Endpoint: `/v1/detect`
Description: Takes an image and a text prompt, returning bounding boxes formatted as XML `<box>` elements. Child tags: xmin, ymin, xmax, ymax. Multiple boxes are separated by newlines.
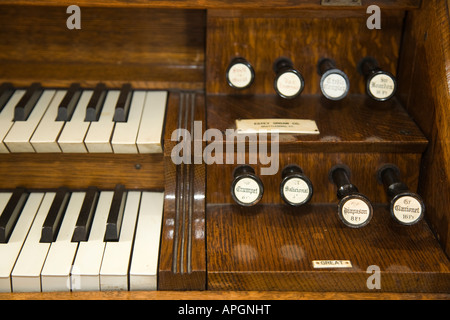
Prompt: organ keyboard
<box><xmin>0</xmin><ymin>84</ymin><xmax>167</xmax><ymax>154</ymax></box>
<box><xmin>0</xmin><ymin>187</ymin><xmax>164</xmax><ymax>292</ymax></box>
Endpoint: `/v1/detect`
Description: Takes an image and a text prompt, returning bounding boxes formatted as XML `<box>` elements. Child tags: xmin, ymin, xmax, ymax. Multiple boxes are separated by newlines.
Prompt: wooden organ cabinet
<box><xmin>0</xmin><ymin>0</ymin><xmax>448</xmax><ymax>299</ymax></box>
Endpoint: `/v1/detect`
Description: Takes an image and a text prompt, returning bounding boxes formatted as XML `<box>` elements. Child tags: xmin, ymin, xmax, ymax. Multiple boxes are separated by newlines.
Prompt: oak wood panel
<box><xmin>206</xmin><ymin>95</ymin><xmax>428</xmax><ymax>153</ymax></box>
<box><xmin>0</xmin><ymin>290</ymin><xmax>448</xmax><ymax>301</ymax></box>
<box><xmin>207</xmin><ymin>204</ymin><xmax>450</xmax><ymax>292</ymax></box>
<box><xmin>0</xmin><ymin>153</ymin><xmax>164</xmax><ymax>190</ymax></box>
<box><xmin>0</xmin><ymin>0</ymin><xmax>422</xmax><ymax>10</ymax></box>
<box><xmin>207</xmin><ymin>153</ymin><xmax>422</xmax><ymax>205</ymax></box>
<box><xmin>396</xmin><ymin>0</ymin><xmax>450</xmax><ymax>256</ymax></box>
<box><xmin>0</xmin><ymin>6</ymin><xmax>205</xmax><ymax>90</ymax></box>
<box><xmin>206</xmin><ymin>11</ymin><xmax>404</xmax><ymax>95</ymax></box>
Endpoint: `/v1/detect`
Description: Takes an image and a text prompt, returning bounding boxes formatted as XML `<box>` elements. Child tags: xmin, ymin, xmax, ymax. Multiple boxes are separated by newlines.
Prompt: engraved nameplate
<box><xmin>312</xmin><ymin>260</ymin><xmax>353</xmax><ymax>268</ymax></box>
<box><xmin>235</xmin><ymin>119</ymin><xmax>320</xmax><ymax>134</ymax></box>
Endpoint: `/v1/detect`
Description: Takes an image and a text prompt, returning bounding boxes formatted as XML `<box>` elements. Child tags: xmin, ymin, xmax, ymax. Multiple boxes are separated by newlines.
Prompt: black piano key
<box><xmin>84</xmin><ymin>83</ymin><xmax>107</xmax><ymax>122</ymax></box>
<box><xmin>56</xmin><ymin>83</ymin><xmax>82</xmax><ymax>121</ymax></box>
<box><xmin>0</xmin><ymin>188</ymin><xmax>29</xmax><ymax>243</ymax></box>
<box><xmin>40</xmin><ymin>187</ymin><xmax>70</xmax><ymax>243</ymax></box>
<box><xmin>0</xmin><ymin>83</ymin><xmax>14</xmax><ymax>114</ymax></box>
<box><xmin>113</xmin><ymin>83</ymin><xmax>132</xmax><ymax>122</ymax></box>
<box><xmin>72</xmin><ymin>186</ymin><xmax>99</xmax><ymax>242</ymax></box>
<box><xmin>104</xmin><ymin>184</ymin><xmax>126</xmax><ymax>242</ymax></box>
<box><xmin>14</xmin><ymin>82</ymin><xmax>43</xmax><ymax>121</ymax></box>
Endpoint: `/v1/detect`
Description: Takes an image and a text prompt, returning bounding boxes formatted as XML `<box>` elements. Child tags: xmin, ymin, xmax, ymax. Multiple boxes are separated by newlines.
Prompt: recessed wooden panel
<box><xmin>0</xmin><ymin>153</ymin><xmax>164</xmax><ymax>190</ymax></box>
<box><xmin>0</xmin><ymin>6</ymin><xmax>205</xmax><ymax>90</ymax></box>
<box><xmin>207</xmin><ymin>204</ymin><xmax>450</xmax><ymax>292</ymax></box>
<box><xmin>206</xmin><ymin>95</ymin><xmax>428</xmax><ymax>153</ymax></box>
<box><xmin>206</xmin><ymin>10</ymin><xmax>404</xmax><ymax>95</ymax></box>
<box><xmin>207</xmin><ymin>152</ymin><xmax>422</xmax><ymax>205</ymax></box>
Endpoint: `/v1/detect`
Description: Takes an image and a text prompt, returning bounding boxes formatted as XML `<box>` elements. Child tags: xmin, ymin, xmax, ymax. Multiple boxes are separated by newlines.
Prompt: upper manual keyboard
<box><xmin>0</xmin><ymin>83</ymin><xmax>167</xmax><ymax>154</ymax></box>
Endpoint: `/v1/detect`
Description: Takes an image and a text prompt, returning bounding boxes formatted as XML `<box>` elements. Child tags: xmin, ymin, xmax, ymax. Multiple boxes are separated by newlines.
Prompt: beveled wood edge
<box><xmin>0</xmin><ymin>290</ymin><xmax>447</xmax><ymax>300</ymax></box>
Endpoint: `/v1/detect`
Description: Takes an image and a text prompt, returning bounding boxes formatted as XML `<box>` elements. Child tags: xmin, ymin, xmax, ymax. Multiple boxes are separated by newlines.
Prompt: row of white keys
<box><xmin>54</xmin><ymin>90</ymin><xmax>93</xmax><ymax>153</ymax></box>
<box><xmin>41</xmin><ymin>192</ymin><xmax>85</xmax><ymax>292</ymax></box>
<box><xmin>0</xmin><ymin>90</ymin><xmax>26</xmax><ymax>153</ymax></box>
<box><xmin>0</xmin><ymin>193</ymin><xmax>44</xmax><ymax>292</ymax></box>
<box><xmin>11</xmin><ymin>193</ymin><xmax>54</xmax><ymax>292</ymax></box>
<box><xmin>4</xmin><ymin>90</ymin><xmax>56</xmax><ymax>153</ymax></box>
<box><xmin>71</xmin><ymin>191</ymin><xmax>113</xmax><ymax>291</ymax></box>
<box><xmin>30</xmin><ymin>90</ymin><xmax>68</xmax><ymax>153</ymax></box>
<box><xmin>84</xmin><ymin>90</ymin><xmax>120</xmax><ymax>153</ymax></box>
<box><xmin>0</xmin><ymin>88</ymin><xmax>167</xmax><ymax>154</ymax></box>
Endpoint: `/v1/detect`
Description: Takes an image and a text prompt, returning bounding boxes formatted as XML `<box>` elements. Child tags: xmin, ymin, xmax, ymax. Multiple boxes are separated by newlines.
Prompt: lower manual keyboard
<box><xmin>0</xmin><ymin>186</ymin><xmax>164</xmax><ymax>292</ymax></box>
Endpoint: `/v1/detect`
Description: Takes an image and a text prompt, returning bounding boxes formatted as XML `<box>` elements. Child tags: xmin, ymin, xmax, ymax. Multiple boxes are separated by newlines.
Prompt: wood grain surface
<box><xmin>207</xmin><ymin>204</ymin><xmax>450</xmax><ymax>292</ymax></box>
<box><xmin>0</xmin><ymin>5</ymin><xmax>205</xmax><ymax>90</ymax></box>
<box><xmin>206</xmin><ymin>11</ymin><xmax>404</xmax><ymax>95</ymax></box>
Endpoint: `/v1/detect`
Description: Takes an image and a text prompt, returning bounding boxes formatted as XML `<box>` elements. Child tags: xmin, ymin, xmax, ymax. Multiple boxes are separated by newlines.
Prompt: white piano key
<box><xmin>136</xmin><ymin>91</ymin><xmax>167</xmax><ymax>154</ymax></box>
<box><xmin>71</xmin><ymin>191</ymin><xmax>113</xmax><ymax>291</ymax></box>
<box><xmin>30</xmin><ymin>90</ymin><xmax>67</xmax><ymax>153</ymax></box>
<box><xmin>0</xmin><ymin>90</ymin><xmax>26</xmax><ymax>154</ymax></box>
<box><xmin>4</xmin><ymin>90</ymin><xmax>56</xmax><ymax>153</ymax></box>
<box><xmin>129</xmin><ymin>191</ymin><xmax>164</xmax><ymax>291</ymax></box>
<box><xmin>58</xmin><ymin>90</ymin><xmax>93</xmax><ymax>153</ymax></box>
<box><xmin>100</xmin><ymin>191</ymin><xmax>140</xmax><ymax>291</ymax></box>
<box><xmin>85</xmin><ymin>90</ymin><xmax>120</xmax><ymax>153</ymax></box>
<box><xmin>41</xmin><ymin>192</ymin><xmax>85</xmax><ymax>292</ymax></box>
<box><xmin>11</xmin><ymin>193</ymin><xmax>55</xmax><ymax>292</ymax></box>
<box><xmin>111</xmin><ymin>91</ymin><xmax>146</xmax><ymax>154</ymax></box>
<box><xmin>0</xmin><ymin>193</ymin><xmax>44</xmax><ymax>292</ymax></box>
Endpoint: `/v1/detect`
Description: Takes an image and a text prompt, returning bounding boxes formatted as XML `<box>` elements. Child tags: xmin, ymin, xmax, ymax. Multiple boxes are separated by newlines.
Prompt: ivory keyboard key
<box><xmin>71</xmin><ymin>191</ymin><xmax>113</xmax><ymax>291</ymax></box>
<box><xmin>111</xmin><ymin>91</ymin><xmax>146</xmax><ymax>154</ymax></box>
<box><xmin>41</xmin><ymin>192</ymin><xmax>85</xmax><ymax>292</ymax></box>
<box><xmin>0</xmin><ymin>193</ymin><xmax>44</xmax><ymax>292</ymax></box>
<box><xmin>85</xmin><ymin>83</ymin><xmax>107</xmax><ymax>122</ymax></box>
<box><xmin>30</xmin><ymin>90</ymin><xmax>67</xmax><ymax>153</ymax></box>
<box><xmin>57</xmin><ymin>90</ymin><xmax>93</xmax><ymax>153</ymax></box>
<box><xmin>14</xmin><ymin>83</ymin><xmax>43</xmax><ymax>121</ymax></box>
<box><xmin>136</xmin><ymin>91</ymin><xmax>167</xmax><ymax>154</ymax></box>
<box><xmin>40</xmin><ymin>187</ymin><xmax>70</xmax><ymax>243</ymax></box>
<box><xmin>129</xmin><ymin>192</ymin><xmax>164</xmax><ymax>291</ymax></box>
<box><xmin>0</xmin><ymin>188</ymin><xmax>28</xmax><ymax>243</ymax></box>
<box><xmin>84</xmin><ymin>90</ymin><xmax>120</xmax><ymax>153</ymax></box>
<box><xmin>0</xmin><ymin>83</ymin><xmax>14</xmax><ymax>114</ymax></box>
<box><xmin>56</xmin><ymin>83</ymin><xmax>81</xmax><ymax>121</ymax></box>
<box><xmin>4</xmin><ymin>90</ymin><xmax>56</xmax><ymax>153</ymax></box>
<box><xmin>72</xmin><ymin>187</ymin><xmax>99</xmax><ymax>242</ymax></box>
<box><xmin>11</xmin><ymin>192</ymin><xmax>55</xmax><ymax>292</ymax></box>
<box><xmin>113</xmin><ymin>83</ymin><xmax>132</xmax><ymax>122</ymax></box>
<box><xmin>100</xmin><ymin>191</ymin><xmax>140</xmax><ymax>291</ymax></box>
<box><xmin>0</xmin><ymin>90</ymin><xmax>26</xmax><ymax>153</ymax></box>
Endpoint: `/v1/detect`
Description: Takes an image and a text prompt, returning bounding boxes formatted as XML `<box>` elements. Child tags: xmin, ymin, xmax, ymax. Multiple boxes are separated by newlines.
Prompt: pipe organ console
<box><xmin>0</xmin><ymin>0</ymin><xmax>449</xmax><ymax>299</ymax></box>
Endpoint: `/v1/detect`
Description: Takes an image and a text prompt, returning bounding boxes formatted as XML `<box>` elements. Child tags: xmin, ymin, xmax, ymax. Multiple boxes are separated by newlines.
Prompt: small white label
<box><xmin>369</xmin><ymin>74</ymin><xmax>395</xmax><ymax>99</ymax></box>
<box><xmin>233</xmin><ymin>177</ymin><xmax>261</xmax><ymax>204</ymax></box>
<box><xmin>276</xmin><ymin>71</ymin><xmax>302</xmax><ymax>97</ymax></box>
<box><xmin>322</xmin><ymin>73</ymin><xmax>348</xmax><ymax>99</ymax></box>
<box><xmin>235</xmin><ymin>119</ymin><xmax>319</xmax><ymax>134</ymax></box>
<box><xmin>228</xmin><ymin>63</ymin><xmax>253</xmax><ymax>88</ymax></box>
<box><xmin>392</xmin><ymin>196</ymin><xmax>422</xmax><ymax>224</ymax></box>
<box><xmin>282</xmin><ymin>178</ymin><xmax>311</xmax><ymax>204</ymax></box>
<box><xmin>341</xmin><ymin>198</ymin><xmax>371</xmax><ymax>226</ymax></box>
<box><xmin>312</xmin><ymin>260</ymin><xmax>352</xmax><ymax>269</ymax></box>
